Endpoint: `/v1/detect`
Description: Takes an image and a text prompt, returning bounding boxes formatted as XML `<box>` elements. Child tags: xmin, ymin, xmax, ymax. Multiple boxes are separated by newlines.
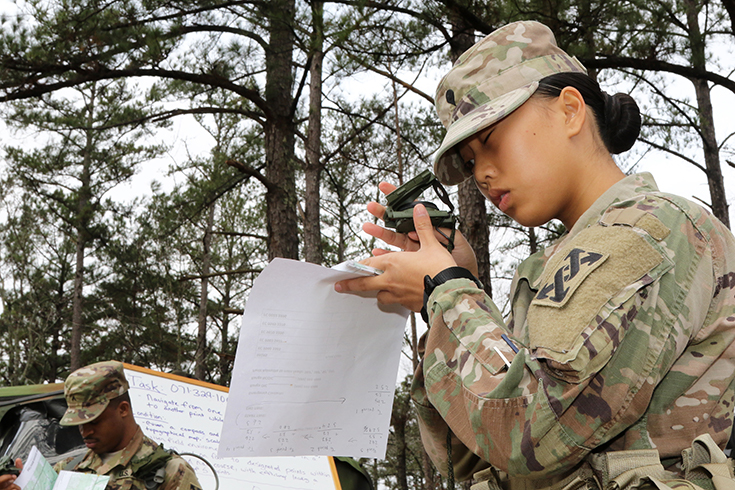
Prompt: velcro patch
<box><xmin>600</xmin><ymin>206</ymin><xmax>670</xmax><ymax>242</ymax></box>
<box><xmin>533</xmin><ymin>248</ymin><xmax>609</xmax><ymax>308</ymax></box>
<box><xmin>528</xmin><ymin>224</ymin><xmax>665</xmax><ymax>358</ymax></box>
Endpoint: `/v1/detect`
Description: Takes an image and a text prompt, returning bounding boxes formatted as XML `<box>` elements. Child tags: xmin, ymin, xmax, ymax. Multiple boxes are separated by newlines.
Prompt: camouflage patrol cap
<box><xmin>433</xmin><ymin>20</ymin><xmax>587</xmax><ymax>185</ymax></box>
<box><xmin>60</xmin><ymin>360</ymin><xmax>129</xmax><ymax>426</ymax></box>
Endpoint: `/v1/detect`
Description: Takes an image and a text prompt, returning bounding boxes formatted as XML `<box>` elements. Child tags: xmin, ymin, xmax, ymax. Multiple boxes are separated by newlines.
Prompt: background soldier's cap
<box><xmin>60</xmin><ymin>360</ymin><xmax>129</xmax><ymax>426</ymax></box>
<box><xmin>433</xmin><ymin>20</ymin><xmax>587</xmax><ymax>185</ymax></box>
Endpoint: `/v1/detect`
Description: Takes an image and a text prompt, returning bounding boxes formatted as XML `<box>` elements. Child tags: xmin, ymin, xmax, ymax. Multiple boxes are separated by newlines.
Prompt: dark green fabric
<box><xmin>334</xmin><ymin>457</ymin><xmax>374</xmax><ymax>490</ymax></box>
<box><xmin>128</xmin><ymin>444</ymin><xmax>173</xmax><ymax>490</ymax></box>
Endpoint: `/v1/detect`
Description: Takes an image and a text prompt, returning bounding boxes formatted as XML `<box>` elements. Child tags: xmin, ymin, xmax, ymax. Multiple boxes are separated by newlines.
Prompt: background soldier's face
<box><xmin>78</xmin><ymin>403</ymin><xmax>128</xmax><ymax>454</ymax></box>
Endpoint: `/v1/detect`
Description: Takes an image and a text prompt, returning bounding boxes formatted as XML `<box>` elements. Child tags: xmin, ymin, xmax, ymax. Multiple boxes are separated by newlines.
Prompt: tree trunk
<box><xmin>50</xmin><ymin>268</ymin><xmax>67</xmax><ymax>381</ymax></box>
<box><xmin>392</xmin><ymin>397</ymin><xmax>410</xmax><ymax>490</ymax></box>
<box><xmin>195</xmin><ymin>203</ymin><xmax>215</xmax><ymax>380</ymax></box>
<box><xmin>8</xmin><ymin>305</ymin><xmax>18</xmax><ymax>383</ymax></box>
<box><xmin>525</xmin><ymin>227</ymin><xmax>538</xmax><ymax>255</ymax></box>
<box><xmin>304</xmin><ymin>0</ymin><xmax>324</xmax><ymax>265</ymax></box>
<box><xmin>220</xmin><ymin>284</ymin><xmax>231</xmax><ymax>385</ymax></box>
<box><xmin>414</xmin><ymin>7</ymin><xmax>491</xmax><ymax>489</ymax></box>
<box><xmin>71</xmin><ymin>224</ymin><xmax>85</xmax><ymax>371</ymax></box>
<box><xmin>71</xmin><ymin>84</ymin><xmax>96</xmax><ymax>372</ymax></box>
<box><xmin>450</xmin><ymin>10</ymin><xmax>493</xmax><ymax>297</ymax></box>
<box><xmin>459</xmin><ymin>181</ymin><xmax>492</xmax><ymax>297</ymax></box>
<box><xmin>722</xmin><ymin>0</ymin><xmax>735</xmax><ymax>34</ymax></box>
<box><xmin>685</xmin><ymin>0</ymin><xmax>730</xmax><ymax>228</ymax></box>
<box><xmin>413</xmin><ymin>309</ymin><xmax>435</xmax><ymax>490</ymax></box>
<box><xmin>264</xmin><ymin>0</ymin><xmax>299</xmax><ymax>260</ymax></box>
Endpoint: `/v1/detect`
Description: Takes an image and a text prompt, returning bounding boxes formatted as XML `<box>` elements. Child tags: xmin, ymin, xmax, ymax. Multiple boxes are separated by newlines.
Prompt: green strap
<box><xmin>446</xmin><ymin>427</ymin><xmax>455</xmax><ymax>490</ymax></box>
<box><xmin>123</xmin><ymin>444</ymin><xmax>174</xmax><ymax>490</ymax></box>
<box><xmin>589</xmin><ymin>449</ymin><xmax>669</xmax><ymax>489</ymax></box>
<box><xmin>682</xmin><ymin>434</ymin><xmax>735</xmax><ymax>490</ymax></box>
<box><xmin>63</xmin><ymin>452</ymin><xmax>88</xmax><ymax>472</ymax></box>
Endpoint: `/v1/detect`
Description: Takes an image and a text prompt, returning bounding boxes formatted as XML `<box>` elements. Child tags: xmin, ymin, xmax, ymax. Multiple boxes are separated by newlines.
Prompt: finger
<box><xmin>432</xmin><ymin>227</ymin><xmax>454</xmax><ymax>247</ymax></box>
<box><xmin>408</xmin><ymin>228</ymin><xmax>448</xmax><ymax>245</ymax></box>
<box><xmin>368</xmin><ymin>182</ymin><xmax>398</xmax><ymax>221</ymax></box>
<box><xmin>367</xmin><ymin>201</ymin><xmax>385</xmax><ymax>221</ymax></box>
<box><xmin>0</xmin><ymin>475</ymin><xmax>17</xmax><ymax>488</ymax></box>
<box><xmin>412</xmin><ymin>204</ymin><xmax>441</xmax><ymax>246</ymax></box>
<box><xmin>335</xmin><ymin>275</ymin><xmax>380</xmax><ymax>294</ymax></box>
<box><xmin>378</xmin><ymin>182</ymin><xmax>397</xmax><ymax>195</ymax></box>
<box><xmin>363</xmin><ymin>223</ymin><xmax>418</xmax><ymax>250</ymax></box>
<box><xmin>15</xmin><ymin>459</ymin><xmax>22</xmax><ymax>471</ymax></box>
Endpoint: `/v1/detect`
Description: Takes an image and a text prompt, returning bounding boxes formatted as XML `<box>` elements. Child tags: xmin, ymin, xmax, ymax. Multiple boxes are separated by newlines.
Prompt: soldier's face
<box><xmin>78</xmin><ymin>402</ymin><xmax>128</xmax><ymax>454</ymax></box>
<box><xmin>458</xmin><ymin>93</ymin><xmax>591</xmax><ymax>230</ymax></box>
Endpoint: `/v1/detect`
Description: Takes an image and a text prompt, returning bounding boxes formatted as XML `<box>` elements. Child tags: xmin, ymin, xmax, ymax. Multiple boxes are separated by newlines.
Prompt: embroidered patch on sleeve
<box><xmin>533</xmin><ymin>247</ymin><xmax>609</xmax><ymax>308</ymax></box>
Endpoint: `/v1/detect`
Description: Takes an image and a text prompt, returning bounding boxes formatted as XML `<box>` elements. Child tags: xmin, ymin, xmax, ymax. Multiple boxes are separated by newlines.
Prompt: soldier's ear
<box><xmin>559</xmin><ymin>86</ymin><xmax>586</xmax><ymax>137</ymax></box>
<box><xmin>117</xmin><ymin>400</ymin><xmax>132</xmax><ymax>418</ymax></box>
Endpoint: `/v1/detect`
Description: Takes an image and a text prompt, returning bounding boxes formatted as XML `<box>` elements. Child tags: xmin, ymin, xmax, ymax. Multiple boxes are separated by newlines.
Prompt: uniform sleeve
<box><xmin>159</xmin><ymin>456</ymin><xmax>202</xmax><ymax>490</ymax></box>
<box><xmin>411</xmin><ymin>214</ymin><xmax>713</xmax><ymax>480</ymax></box>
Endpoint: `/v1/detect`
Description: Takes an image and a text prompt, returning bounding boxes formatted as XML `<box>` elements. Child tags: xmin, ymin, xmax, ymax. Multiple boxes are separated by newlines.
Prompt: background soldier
<box><xmin>55</xmin><ymin>360</ymin><xmax>202</xmax><ymax>490</ymax></box>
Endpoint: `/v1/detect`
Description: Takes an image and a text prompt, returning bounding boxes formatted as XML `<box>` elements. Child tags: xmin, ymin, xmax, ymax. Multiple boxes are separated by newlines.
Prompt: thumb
<box><xmin>413</xmin><ymin>203</ymin><xmax>440</xmax><ymax>246</ymax></box>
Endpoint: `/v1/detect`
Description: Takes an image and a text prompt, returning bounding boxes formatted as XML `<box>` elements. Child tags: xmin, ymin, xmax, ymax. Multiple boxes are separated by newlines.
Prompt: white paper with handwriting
<box><xmin>218</xmin><ymin>258</ymin><xmax>409</xmax><ymax>459</ymax></box>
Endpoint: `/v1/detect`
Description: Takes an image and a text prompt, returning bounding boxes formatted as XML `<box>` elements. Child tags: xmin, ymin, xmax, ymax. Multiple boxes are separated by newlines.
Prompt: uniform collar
<box><xmin>78</xmin><ymin>425</ymin><xmax>144</xmax><ymax>475</ymax></box>
<box><xmin>518</xmin><ymin>172</ymin><xmax>660</xmax><ymax>292</ymax></box>
<box><xmin>566</xmin><ymin>172</ymin><xmax>659</xmax><ymax>238</ymax></box>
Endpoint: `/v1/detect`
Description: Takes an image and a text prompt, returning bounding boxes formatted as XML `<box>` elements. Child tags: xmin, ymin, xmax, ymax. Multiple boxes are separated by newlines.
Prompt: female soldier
<box><xmin>335</xmin><ymin>20</ymin><xmax>735</xmax><ymax>489</ymax></box>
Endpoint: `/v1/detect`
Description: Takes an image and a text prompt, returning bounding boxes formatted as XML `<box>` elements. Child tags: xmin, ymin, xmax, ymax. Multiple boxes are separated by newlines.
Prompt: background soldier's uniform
<box><xmin>58</xmin><ymin>361</ymin><xmax>201</xmax><ymax>490</ymax></box>
<box><xmin>413</xmin><ymin>173</ymin><xmax>735</xmax><ymax>487</ymax></box>
<box><xmin>53</xmin><ymin>427</ymin><xmax>200</xmax><ymax>490</ymax></box>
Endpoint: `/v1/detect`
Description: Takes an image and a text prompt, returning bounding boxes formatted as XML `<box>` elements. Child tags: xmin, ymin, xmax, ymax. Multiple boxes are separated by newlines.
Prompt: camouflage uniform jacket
<box><xmin>54</xmin><ymin>427</ymin><xmax>202</xmax><ymax>490</ymax></box>
<box><xmin>411</xmin><ymin>173</ymin><xmax>735</xmax><ymax>482</ymax></box>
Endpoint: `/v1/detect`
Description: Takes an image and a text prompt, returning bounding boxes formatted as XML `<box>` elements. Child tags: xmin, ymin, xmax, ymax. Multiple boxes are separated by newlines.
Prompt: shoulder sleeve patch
<box><xmin>528</xmin><ymin>224</ymin><xmax>666</xmax><ymax>357</ymax></box>
<box><xmin>533</xmin><ymin>247</ymin><xmax>608</xmax><ymax>308</ymax></box>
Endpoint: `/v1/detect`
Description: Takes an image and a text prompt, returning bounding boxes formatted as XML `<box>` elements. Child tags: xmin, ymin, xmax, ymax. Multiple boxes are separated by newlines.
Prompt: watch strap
<box><xmin>421</xmin><ymin>267</ymin><xmax>482</xmax><ymax>323</ymax></box>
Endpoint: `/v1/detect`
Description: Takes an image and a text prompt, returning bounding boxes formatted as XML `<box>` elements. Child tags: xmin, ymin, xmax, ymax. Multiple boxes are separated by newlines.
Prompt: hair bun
<box><xmin>603</xmin><ymin>93</ymin><xmax>641</xmax><ymax>154</ymax></box>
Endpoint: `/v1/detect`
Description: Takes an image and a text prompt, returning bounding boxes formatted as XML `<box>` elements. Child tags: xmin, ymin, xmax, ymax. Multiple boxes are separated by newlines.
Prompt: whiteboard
<box><xmin>123</xmin><ymin>365</ymin><xmax>340</xmax><ymax>490</ymax></box>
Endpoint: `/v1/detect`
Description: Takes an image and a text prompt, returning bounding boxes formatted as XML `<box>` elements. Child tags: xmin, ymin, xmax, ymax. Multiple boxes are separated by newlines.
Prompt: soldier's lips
<box><xmin>488</xmin><ymin>189</ymin><xmax>510</xmax><ymax>212</ymax></box>
<box><xmin>83</xmin><ymin>439</ymin><xmax>98</xmax><ymax>449</ymax></box>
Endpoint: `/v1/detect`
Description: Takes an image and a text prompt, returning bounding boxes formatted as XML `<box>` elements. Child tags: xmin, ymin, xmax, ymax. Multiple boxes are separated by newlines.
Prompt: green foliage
<box><xmin>0</xmin><ymin>77</ymin><xmax>171</xmax><ymax>379</ymax></box>
<box><xmin>0</xmin><ymin>190</ymin><xmax>74</xmax><ymax>383</ymax></box>
<box><xmin>89</xmin><ymin>208</ymin><xmax>198</xmax><ymax>371</ymax></box>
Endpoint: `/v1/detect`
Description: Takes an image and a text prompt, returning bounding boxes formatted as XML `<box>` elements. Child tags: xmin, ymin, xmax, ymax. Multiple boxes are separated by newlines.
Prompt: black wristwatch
<box><xmin>421</xmin><ymin>267</ymin><xmax>483</xmax><ymax>323</ymax></box>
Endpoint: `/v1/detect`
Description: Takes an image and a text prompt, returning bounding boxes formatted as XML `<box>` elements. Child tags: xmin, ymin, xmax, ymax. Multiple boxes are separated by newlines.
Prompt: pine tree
<box><xmin>1</xmin><ymin>78</ymin><xmax>166</xmax><ymax>370</ymax></box>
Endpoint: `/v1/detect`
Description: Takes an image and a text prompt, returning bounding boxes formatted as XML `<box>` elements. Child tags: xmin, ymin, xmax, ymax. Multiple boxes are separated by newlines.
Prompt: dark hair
<box><xmin>535</xmin><ymin>72</ymin><xmax>641</xmax><ymax>154</ymax></box>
